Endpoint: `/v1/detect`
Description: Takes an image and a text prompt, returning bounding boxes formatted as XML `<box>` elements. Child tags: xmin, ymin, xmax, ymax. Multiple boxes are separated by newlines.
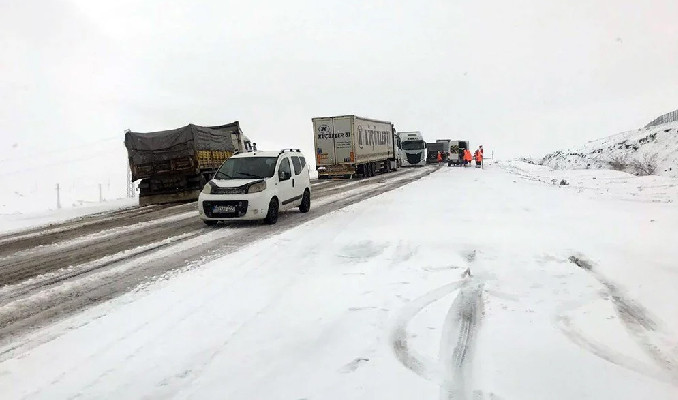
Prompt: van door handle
<box><xmin>292</xmin><ymin>178</ymin><xmax>295</xmax><ymax>188</ymax></box>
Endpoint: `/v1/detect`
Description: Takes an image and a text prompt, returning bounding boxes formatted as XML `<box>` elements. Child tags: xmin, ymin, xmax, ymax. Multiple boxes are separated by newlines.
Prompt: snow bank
<box><xmin>0</xmin><ymin>197</ymin><xmax>138</xmax><ymax>235</ymax></box>
<box><xmin>498</xmin><ymin>160</ymin><xmax>678</xmax><ymax>204</ymax></box>
<box><xmin>539</xmin><ymin>120</ymin><xmax>678</xmax><ymax>177</ymax></box>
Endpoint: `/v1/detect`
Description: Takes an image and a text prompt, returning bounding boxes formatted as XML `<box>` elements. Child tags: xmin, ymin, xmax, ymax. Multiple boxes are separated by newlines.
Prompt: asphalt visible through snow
<box><xmin>0</xmin><ymin>166</ymin><xmax>438</xmax><ymax>344</ymax></box>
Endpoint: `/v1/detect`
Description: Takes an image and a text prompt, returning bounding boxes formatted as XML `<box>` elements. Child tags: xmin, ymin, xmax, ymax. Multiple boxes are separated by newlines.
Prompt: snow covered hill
<box><xmin>539</xmin><ymin>115</ymin><xmax>678</xmax><ymax>178</ymax></box>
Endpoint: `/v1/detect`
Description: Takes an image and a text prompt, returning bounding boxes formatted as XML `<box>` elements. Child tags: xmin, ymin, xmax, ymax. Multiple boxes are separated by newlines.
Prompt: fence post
<box><xmin>56</xmin><ymin>183</ymin><xmax>61</xmax><ymax>209</ymax></box>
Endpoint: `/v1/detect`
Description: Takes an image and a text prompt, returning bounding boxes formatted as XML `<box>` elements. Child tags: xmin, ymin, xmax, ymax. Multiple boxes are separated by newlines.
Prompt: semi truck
<box><xmin>398</xmin><ymin>132</ymin><xmax>427</xmax><ymax>166</ymax></box>
<box><xmin>436</xmin><ymin>139</ymin><xmax>452</xmax><ymax>162</ymax></box>
<box><xmin>312</xmin><ymin>115</ymin><xmax>399</xmax><ymax>178</ymax></box>
<box><xmin>426</xmin><ymin>142</ymin><xmax>445</xmax><ymax>164</ymax></box>
<box><xmin>125</xmin><ymin>121</ymin><xmax>254</xmax><ymax>205</ymax></box>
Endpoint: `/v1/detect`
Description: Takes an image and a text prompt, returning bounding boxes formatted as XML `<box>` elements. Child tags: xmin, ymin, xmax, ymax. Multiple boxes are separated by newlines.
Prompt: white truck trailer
<box><xmin>312</xmin><ymin>115</ymin><xmax>399</xmax><ymax>178</ymax></box>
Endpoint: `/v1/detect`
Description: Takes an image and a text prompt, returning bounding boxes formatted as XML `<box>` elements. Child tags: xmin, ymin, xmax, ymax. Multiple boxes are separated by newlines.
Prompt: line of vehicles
<box><xmin>124</xmin><ymin>115</ymin><xmax>470</xmax><ymax>224</ymax></box>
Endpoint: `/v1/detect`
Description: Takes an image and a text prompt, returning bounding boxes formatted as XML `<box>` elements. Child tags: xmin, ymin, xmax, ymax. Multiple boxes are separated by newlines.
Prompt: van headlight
<box><xmin>247</xmin><ymin>181</ymin><xmax>266</xmax><ymax>193</ymax></box>
<box><xmin>202</xmin><ymin>183</ymin><xmax>212</xmax><ymax>194</ymax></box>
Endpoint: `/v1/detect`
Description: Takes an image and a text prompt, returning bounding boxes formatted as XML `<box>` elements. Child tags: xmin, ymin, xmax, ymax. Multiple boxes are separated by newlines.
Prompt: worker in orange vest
<box><xmin>463</xmin><ymin>148</ymin><xmax>472</xmax><ymax>167</ymax></box>
<box><xmin>436</xmin><ymin>151</ymin><xmax>442</xmax><ymax>165</ymax></box>
<box><xmin>474</xmin><ymin>148</ymin><xmax>483</xmax><ymax>168</ymax></box>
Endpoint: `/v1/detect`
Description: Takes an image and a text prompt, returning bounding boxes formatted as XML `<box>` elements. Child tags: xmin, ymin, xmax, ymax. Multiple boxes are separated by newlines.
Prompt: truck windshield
<box><xmin>402</xmin><ymin>140</ymin><xmax>425</xmax><ymax>150</ymax></box>
<box><xmin>214</xmin><ymin>157</ymin><xmax>277</xmax><ymax>179</ymax></box>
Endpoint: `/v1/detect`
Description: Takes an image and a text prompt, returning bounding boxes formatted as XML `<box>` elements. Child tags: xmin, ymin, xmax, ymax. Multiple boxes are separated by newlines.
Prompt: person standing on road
<box><xmin>474</xmin><ymin>148</ymin><xmax>483</xmax><ymax>168</ymax></box>
<box><xmin>463</xmin><ymin>148</ymin><xmax>472</xmax><ymax>167</ymax></box>
<box><xmin>436</xmin><ymin>151</ymin><xmax>442</xmax><ymax>165</ymax></box>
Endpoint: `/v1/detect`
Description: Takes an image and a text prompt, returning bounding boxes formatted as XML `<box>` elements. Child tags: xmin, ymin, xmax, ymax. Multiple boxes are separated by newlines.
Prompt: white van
<box><xmin>198</xmin><ymin>149</ymin><xmax>311</xmax><ymax>225</ymax></box>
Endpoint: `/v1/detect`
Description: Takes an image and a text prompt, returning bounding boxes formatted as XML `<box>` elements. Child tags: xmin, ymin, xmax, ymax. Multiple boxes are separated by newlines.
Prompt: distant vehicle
<box><xmin>394</xmin><ymin>134</ymin><xmax>403</xmax><ymax>169</ymax></box>
<box><xmin>436</xmin><ymin>139</ymin><xmax>452</xmax><ymax>161</ymax></box>
<box><xmin>426</xmin><ymin>142</ymin><xmax>445</xmax><ymax>164</ymax></box>
<box><xmin>125</xmin><ymin>122</ymin><xmax>254</xmax><ymax>206</ymax></box>
<box><xmin>312</xmin><ymin>115</ymin><xmax>399</xmax><ymax>179</ymax></box>
<box><xmin>198</xmin><ymin>149</ymin><xmax>311</xmax><ymax>225</ymax></box>
<box><xmin>447</xmin><ymin>140</ymin><xmax>470</xmax><ymax>166</ymax></box>
<box><xmin>398</xmin><ymin>132</ymin><xmax>426</xmax><ymax>166</ymax></box>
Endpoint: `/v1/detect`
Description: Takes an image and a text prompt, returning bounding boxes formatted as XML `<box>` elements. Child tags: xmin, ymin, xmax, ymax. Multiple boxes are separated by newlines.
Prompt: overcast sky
<box><xmin>2</xmin><ymin>0</ymin><xmax>678</xmax><ymax>169</ymax></box>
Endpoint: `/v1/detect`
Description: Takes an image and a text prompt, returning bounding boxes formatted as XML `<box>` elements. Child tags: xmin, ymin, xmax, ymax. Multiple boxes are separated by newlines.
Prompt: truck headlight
<box><xmin>202</xmin><ymin>183</ymin><xmax>212</xmax><ymax>194</ymax></box>
<box><xmin>247</xmin><ymin>181</ymin><xmax>266</xmax><ymax>193</ymax></box>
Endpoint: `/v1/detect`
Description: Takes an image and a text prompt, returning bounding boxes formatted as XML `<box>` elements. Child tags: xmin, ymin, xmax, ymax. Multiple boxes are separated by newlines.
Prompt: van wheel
<box><xmin>264</xmin><ymin>198</ymin><xmax>279</xmax><ymax>224</ymax></box>
<box><xmin>299</xmin><ymin>189</ymin><xmax>311</xmax><ymax>213</ymax></box>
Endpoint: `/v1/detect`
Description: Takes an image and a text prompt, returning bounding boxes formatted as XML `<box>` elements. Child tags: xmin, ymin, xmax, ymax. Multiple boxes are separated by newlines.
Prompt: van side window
<box><xmin>279</xmin><ymin>157</ymin><xmax>292</xmax><ymax>181</ymax></box>
<box><xmin>291</xmin><ymin>156</ymin><xmax>302</xmax><ymax>175</ymax></box>
<box><xmin>299</xmin><ymin>156</ymin><xmax>306</xmax><ymax>169</ymax></box>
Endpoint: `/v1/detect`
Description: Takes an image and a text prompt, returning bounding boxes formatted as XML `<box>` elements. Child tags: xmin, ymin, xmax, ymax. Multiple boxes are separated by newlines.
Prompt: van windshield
<box><xmin>402</xmin><ymin>140</ymin><xmax>425</xmax><ymax>150</ymax></box>
<box><xmin>214</xmin><ymin>157</ymin><xmax>277</xmax><ymax>179</ymax></box>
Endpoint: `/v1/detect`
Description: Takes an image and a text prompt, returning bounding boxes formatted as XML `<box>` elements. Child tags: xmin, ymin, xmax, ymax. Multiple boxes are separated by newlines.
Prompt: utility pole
<box><xmin>56</xmin><ymin>183</ymin><xmax>61</xmax><ymax>209</ymax></box>
<box><xmin>99</xmin><ymin>183</ymin><xmax>103</xmax><ymax>202</ymax></box>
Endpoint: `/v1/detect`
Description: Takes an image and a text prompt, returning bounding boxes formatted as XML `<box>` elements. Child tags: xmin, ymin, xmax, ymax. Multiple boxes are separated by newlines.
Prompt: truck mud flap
<box><xmin>139</xmin><ymin>190</ymin><xmax>201</xmax><ymax>206</ymax></box>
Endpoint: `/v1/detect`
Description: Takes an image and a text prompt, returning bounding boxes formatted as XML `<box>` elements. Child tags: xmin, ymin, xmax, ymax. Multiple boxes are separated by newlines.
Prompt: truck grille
<box><xmin>202</xmin><ymin>200</ymin><xmax>248</xmax><ymax>218</ymax></box>
<box><xmin>406</xmin><ymin>152</ymin><xmax>422</xmax><ymax>165</ymax></box>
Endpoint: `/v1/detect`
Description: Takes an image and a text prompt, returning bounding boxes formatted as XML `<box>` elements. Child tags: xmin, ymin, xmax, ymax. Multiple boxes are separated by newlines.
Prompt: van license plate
<box><xmin>213</xmin><ymin>205</ymin><xmax>235</xmax><ymax>213</ymax></box>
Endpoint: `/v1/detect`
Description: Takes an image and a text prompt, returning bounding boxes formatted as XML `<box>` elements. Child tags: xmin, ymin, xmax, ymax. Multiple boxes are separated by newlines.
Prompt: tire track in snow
<box><xmin>390</xmin><ymin>270</ymin><xmax>486</xmax><ymax>399</ymax></box>
<box><xmin>439</xmin><ymin>281</ymin><xmax>484</xmax><ymax>400</ymax></box>
<box><xmin>560</xmin><ymin>255</ymin><xmax>678</xmax><ymax>385</ymax></box>
<box><xmin>0</xmin><ymin>166</ymin><xmax>440</xmax><ymax>357</ymax></box>
<box><xmin>390</xmin><ymin>280</ymin><xmax>465</xmax><ymax>382</ymax></box>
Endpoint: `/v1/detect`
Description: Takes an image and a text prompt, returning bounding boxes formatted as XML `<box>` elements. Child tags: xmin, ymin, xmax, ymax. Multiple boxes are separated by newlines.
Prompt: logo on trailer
<box><xmin>357</xmin><ymin>124</ymin><xmax>391</xmax><ymax>150</ymax></box>
<box><xmin>317</xmin><ymin>124</ymin><xmax>349</xmax><ymax>140</ymax></box>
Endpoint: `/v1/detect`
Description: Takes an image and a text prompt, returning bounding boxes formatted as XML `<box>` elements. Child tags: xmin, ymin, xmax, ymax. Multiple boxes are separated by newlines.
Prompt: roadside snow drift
<box><xmin>540</xmin><ymin>120</ymin><xmax>678</xmax><ymax>178</ymax></box>
<box><xmin>0</xmin><ymin>162</ymin><xmax>677</xmax><ymax>399</ymax></box>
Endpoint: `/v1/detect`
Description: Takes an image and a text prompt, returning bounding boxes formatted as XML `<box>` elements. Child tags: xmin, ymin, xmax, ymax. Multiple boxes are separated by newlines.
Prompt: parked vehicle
<box><xmin>436</xmin><ymin>139</ymin><xmax>452</xmax><ymax>161</ymax></box>
<box><xmin>394</xmin><ymin>134</ymin><xmax>403</xmax><ymax>169</ymax></box>
<box><xmin>313</xmin><ymin>115</ymin><xmax>399</xmax><ymax>178</ymax></box>
<box><xmin>447</xmin><ymin>140</ymin><xmax>470</xmax><ymax>166</ymax></box>
<box><xmin>398</xmin><ymin>132</ymin><xmax>427</xmax><ymax>166</ymax></box>
<box><xmin>125</xmin><ymin>122</ymin><xmax>254</xmax><ymax>206</ymax></box>
<box><xmin>426</xmin><ymin>142</ymin><xmax>445</xmax><ymax>164</ymax></box>
<box><xmin>198</xmin><ymin>149</ymin><xmax>311</xmax><ymax>225</ymax></box>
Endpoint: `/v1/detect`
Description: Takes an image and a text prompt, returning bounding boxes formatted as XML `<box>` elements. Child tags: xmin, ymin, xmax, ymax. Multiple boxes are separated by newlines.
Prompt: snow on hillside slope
<box><xmin>540</xmin><ymin>120</ymin><xmax>678</xmax><ymax>178</ymax></box>
<box><xmin>498</xmin><ymin>160</ymin><xmax>678</xmax><ymax>204</ymax></box>
<box><xmin>1</xmin><ymin>165</ymin><xmax>676</xmax><ymax>399</ymax></box>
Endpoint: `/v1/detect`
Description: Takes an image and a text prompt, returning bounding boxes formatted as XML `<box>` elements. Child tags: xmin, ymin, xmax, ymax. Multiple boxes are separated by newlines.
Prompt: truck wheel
<box><xmin>264</xmin><ymin>198</ymin><xmax>279</xmax><ymax>224</ymax></box>
<box><xmin>299</xmin><ymin>189</ymin><xmax>311</xmax><ymax>213</ymax></box>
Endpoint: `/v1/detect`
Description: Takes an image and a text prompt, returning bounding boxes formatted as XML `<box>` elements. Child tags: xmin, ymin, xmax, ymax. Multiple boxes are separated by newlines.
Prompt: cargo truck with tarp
<box><xmin>125</xmin><ymin>121</ymin><xmax>253</xmax><ymax>205</ymax></box>
<box><xmin>312</xmin><ymin>115</ymin><xmax>399</xmax><ymax>178</ymax></box>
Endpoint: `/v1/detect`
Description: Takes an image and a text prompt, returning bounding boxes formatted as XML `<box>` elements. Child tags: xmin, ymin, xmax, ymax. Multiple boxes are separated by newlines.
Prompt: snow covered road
<box><xmin>0</xmin><ymin>167</ymin><xmax>436</xmax><ymax>342</ymax></box>
<box><xmin>1</xmin><ymin>162</ymin><xmax>677</xmax><ymax>399</ymax></box>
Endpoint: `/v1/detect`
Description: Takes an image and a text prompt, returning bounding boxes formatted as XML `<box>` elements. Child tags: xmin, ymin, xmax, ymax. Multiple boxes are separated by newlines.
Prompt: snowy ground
<box><xmin>539</xmin><ymin>120</ymin><xmax>678</xmax><ymax>178</ymax></box>
<box><xmin>1</xmin><ymin>162</ymin><xmax>677</xmax><ymax>399</ymax></box>
<box><xmin>0</xmin><ymin>198</ymin><xmax>138</xmax><ymax>235</ymax></box>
